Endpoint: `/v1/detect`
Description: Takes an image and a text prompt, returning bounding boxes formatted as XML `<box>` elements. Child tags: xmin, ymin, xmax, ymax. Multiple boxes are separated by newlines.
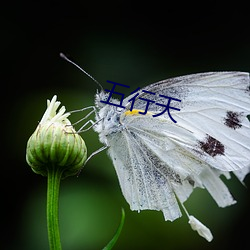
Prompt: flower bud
<box><xmin>26</xmin><ymin>95</ymin><xmax>87</xmax><ymax>178</ymax></box>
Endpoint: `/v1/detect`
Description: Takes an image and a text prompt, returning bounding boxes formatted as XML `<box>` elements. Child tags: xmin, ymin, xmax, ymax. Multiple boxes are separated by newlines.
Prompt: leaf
<box><xmin>102</xmin><ymin>208</ymin><xmax>125</xmax><ymax>250</ymax></box>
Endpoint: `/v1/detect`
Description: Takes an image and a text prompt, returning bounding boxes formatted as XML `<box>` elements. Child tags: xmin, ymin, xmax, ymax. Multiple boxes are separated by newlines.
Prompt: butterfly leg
<box><xmin>77</xmin><ymin>119</ymin><xmax>99</xmax><ymax>132</ymax></box>
<box><xmin>85</xmin><ymin>145</ymin><xmax>108</xmax><ymax>165</ymax></box>
<box><xmin>70</xmin><ymin>106</ymin><xmax>96</xmax><ymax>125</ymax></box>
<box><xmin>77</xmin><ymin>145</ymin><xmax>108</xmax><ymax>176</ymax></box>
<box><xmin>68</xmin><ymin>106</ymin><xmax>101</xmax><ymax>132</ymax></box>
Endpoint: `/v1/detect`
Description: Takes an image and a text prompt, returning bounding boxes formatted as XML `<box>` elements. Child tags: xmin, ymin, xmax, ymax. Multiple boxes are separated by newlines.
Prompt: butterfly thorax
<box><xmin>94</xmin><ymin>92</ymin><xmax>124</xmax><ymax>145</ymax></box>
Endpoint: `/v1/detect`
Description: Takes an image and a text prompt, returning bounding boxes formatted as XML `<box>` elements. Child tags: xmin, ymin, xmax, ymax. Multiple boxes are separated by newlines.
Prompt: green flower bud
<box><xmin>26</xmin><ymin>95</ymin><xmax>87</xmax><ymax>178</ymax></box>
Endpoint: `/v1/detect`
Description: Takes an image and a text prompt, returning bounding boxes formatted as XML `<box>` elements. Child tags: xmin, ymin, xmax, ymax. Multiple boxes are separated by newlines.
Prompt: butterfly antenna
<box><xmin>60</xmin><ymin>53</ymin><xmax>103</xmax><ymax>91</ymax></box>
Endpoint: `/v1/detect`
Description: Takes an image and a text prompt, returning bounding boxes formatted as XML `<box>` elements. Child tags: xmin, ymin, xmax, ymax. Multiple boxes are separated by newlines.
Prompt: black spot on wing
<box><xmin>224</xmin><ymin>111</ymin><xmax>243</xmax><ymax>130</ymax></box>
<box><xmin>199</xmin><ymin>135</ymin><xmax>225</xmax><ymax>157</ymax></box>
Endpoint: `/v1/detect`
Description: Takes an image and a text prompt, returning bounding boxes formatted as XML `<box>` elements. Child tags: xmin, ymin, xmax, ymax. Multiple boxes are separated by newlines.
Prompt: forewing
<box><xmin>124</xmin><ymin>72</ymin><xmax>250</xmax><ymax>173</ymax></box>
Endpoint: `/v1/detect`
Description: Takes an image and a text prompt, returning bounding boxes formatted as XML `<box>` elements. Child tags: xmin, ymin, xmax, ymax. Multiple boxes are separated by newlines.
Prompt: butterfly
<box><xmin>92</xmin><ymin>72</ymin><xmax>250</xmax><ymax>241</ymax></box>
<box><xmin>61</xmin><ymin>55</ymin><xmax>250</xmax><ymax>241</ymax></box>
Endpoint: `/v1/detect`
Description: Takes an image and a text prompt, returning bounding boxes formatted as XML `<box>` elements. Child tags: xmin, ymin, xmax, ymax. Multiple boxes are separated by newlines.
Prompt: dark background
<box><xmin>2</xmin><ymin>1</ymin><xmax>250</xmax><ymax>250</ymax></box>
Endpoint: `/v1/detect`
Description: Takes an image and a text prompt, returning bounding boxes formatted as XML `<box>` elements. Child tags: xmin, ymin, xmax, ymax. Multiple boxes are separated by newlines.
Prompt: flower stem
<box><xmin>47</xmin><ymin>165</ymin><xmax>63</xmax><ymax>250</ymax></box>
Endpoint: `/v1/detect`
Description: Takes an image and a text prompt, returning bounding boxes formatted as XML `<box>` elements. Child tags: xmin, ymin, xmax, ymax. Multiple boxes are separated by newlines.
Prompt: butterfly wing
<box><xmin>104</xmin><ymin>72</ymin><xmax>250</xmax><ymax>221</ymax></box>
<box><xmin>123</xmin><ymin>72</ymin><xmax>250</xmax><ymax>173</ymax></box>
<box><xmin>106</xmin><ymin>118</ymin><xmax>183</xmax><ymax>221</ymax></box>
<box><xmin>107</xmin><ymin>114</ymin><xmax>237</xmax><ymax>221</ymax></box>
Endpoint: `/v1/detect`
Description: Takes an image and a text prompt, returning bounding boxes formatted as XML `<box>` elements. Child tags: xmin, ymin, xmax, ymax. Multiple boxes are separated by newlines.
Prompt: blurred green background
<box><xmin>2</xmin><ymin>1</ymin><xmax>250</xmax><ymax>250</ymax></box>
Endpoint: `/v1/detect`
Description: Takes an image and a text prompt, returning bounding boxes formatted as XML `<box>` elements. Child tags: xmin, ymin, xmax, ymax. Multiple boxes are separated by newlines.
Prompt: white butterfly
<box><xmin>90</xmin><ymin>72</ymin><xmax>250</xmax><ymax>241</ymax></box>
<box><xmin>61</xmin><ymin>53</ymin><xmax>250</xmax><ymax>242</ymax></box>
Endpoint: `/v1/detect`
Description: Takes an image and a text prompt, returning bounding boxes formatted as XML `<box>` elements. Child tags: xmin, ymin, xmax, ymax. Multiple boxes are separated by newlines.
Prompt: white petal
<box><xmin>188</xmin><ymin>215</ymin><xmax>213</xmax><ymax>242</ymax></box>
<box><xmin>40</xmin><ymin>95</ymin><xmax>71</xmax><ymax>125</ymax></box>
<box><xmin>40</xmin><ymin>95</ymin><xmax>58</xmax><ymax>123</ymax></box>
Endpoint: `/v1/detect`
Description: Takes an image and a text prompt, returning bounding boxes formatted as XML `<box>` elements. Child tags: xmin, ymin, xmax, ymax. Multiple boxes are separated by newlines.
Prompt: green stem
<box><xmin>47</xmin><ymin>165</ymin><xmax>63</xmax><ymax>250</ymax></box>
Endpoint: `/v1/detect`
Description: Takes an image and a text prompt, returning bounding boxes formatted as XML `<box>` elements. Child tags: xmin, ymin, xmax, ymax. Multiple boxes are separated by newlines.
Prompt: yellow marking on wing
<box><xmin>124</xmin><ymin>109</ymin><xmax>153</xmax><ymax>116</ymax></box>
